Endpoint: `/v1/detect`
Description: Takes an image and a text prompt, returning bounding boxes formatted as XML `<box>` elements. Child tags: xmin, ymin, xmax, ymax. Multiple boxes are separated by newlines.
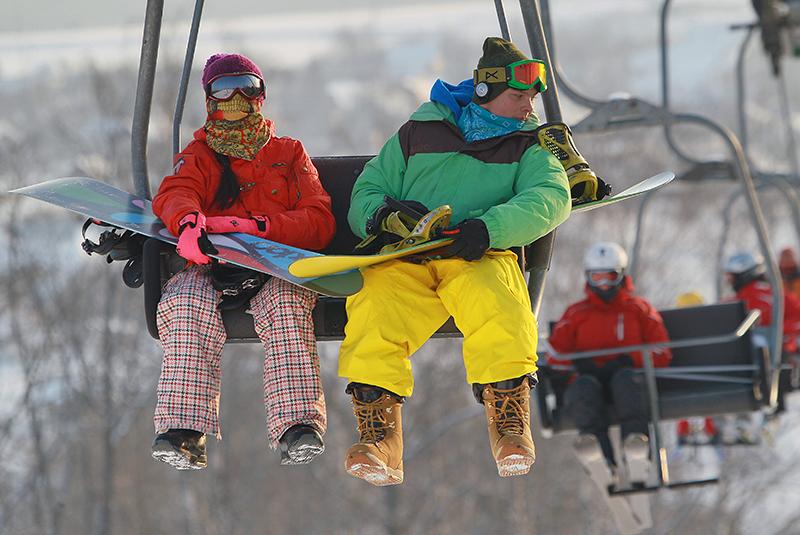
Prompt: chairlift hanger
<box><xmin>132</xmin><ymin>0</ymin><xmax>568</xmax><ymax>339</ymax></box>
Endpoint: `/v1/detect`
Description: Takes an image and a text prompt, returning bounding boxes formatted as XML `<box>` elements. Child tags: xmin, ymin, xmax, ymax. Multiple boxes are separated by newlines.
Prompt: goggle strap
<box><xmin>474</xmin><ymin>67</ymin><xmax>507</xmax><ymax>85</ymax></box>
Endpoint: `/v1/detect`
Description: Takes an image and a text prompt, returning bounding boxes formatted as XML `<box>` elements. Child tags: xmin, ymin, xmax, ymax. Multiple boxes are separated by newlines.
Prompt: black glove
<box><xmin>365</xmin><ymin>200</ymin><xmax>429</xmax><ymax>236</ymax></box>
<box><xmin>573</xmin><ymin>358</ymin><xmax>599</xmax><ymax>376</ymax></box>
<box><xmin>437</xmin><ymin>219</ymin><xmax>490</xmax><ymax>261</ymax></box>
<box><xmin>597</xmin><ymin>354</ymin><xmax>634</xmax><ymax>383</ymax></box>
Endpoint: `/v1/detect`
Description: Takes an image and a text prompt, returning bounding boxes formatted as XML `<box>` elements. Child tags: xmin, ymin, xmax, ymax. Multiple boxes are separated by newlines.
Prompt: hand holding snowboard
<box><xmin>436</xmin><ymin>219</ymin><xmax>490</xmax><ymax>262</ymax></box>
<box><xmin>176</xmin><ymin>212</ymin><xmax>218</xmax><ymax>264</ymax></box>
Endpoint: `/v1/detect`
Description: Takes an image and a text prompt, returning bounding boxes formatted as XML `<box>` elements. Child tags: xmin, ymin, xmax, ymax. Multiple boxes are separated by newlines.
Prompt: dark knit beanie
<box><xmin>202</xmin><ymin>54</ymin><xmax>265</xmax><ymax>103</ymax></box>
<box><xmin>473</xmin><ymin>37</ymin><xmax>530</xmax><ymax>104</ymax></box>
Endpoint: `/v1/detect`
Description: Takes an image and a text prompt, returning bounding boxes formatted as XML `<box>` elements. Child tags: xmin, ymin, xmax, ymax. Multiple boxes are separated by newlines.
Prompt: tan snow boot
<box><xmin>481</xmin><ymin>377</ymin><xmax>536</xmax><ymax>477</ymax></box>
<box><xmin>344</xmin><ymin>384</ymin><xmax>404</xmax><ymax>486</ymax></box>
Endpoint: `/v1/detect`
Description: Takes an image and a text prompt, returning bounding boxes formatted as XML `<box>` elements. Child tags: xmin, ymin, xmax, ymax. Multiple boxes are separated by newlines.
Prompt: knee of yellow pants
<box><xmin>338</xmin><ymin>253</ymin><xmax>539</xmax><ymax>394</ymax></box>
<box><xmin>338</xmin><ymin>260</ymin><xmax>449</xmax><ymax>397</ymax></box>
<box><xmin>432</xmin><ymin>252</ymin><xmax>539</xmax><ymax>385</ymax></box>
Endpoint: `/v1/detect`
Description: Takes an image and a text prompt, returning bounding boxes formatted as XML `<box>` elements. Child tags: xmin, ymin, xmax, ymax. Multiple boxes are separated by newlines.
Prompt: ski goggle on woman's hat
<box><xmin>205</xmin><ymin>72</ymin><xmax>266</xmax><ymax>102</ymax></box>
<box><xmin>474</xmin><ymin>59</ymin><xmax>547</xmax><ymax>92</ymax></box>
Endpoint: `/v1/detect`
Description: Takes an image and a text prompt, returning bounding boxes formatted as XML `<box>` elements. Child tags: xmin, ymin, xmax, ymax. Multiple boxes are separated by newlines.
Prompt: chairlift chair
<box><xmin>131</xmin><ymin>0</ymin><xmax>563</xmax><ymax>343</ymax></box>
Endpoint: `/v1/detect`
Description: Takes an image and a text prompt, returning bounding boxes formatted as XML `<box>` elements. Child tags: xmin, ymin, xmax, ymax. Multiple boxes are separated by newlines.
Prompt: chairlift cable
<box><xmin>538</xmin><ymin>0</ymin><xmax>604</xmax><ymax>111</ymax></box>
<box><xmin>173</xmin><ymin>0</ymin><xmax>205</xmax><ymax>157</ymax></box>
<box><xmin>660</xmin><ymin>0</ymin><xmax>704</xmax><ymax>166</ymax></box>
<box><xmin>517</xmin><ymin>0</ymin><xmax>562</xmax><ymax>317</ymax></box>
<box><xmin>493</xmin><ymin>0</ymin><xmax>511</xmax><ymax>41</ymax></box>
<box><xmin>131</xmin><ymin>0</ymin><xmax>164</xmax><ymax>200</ymax></box>
<box><xmin>776</xmin><ymin>69</ymin><xmax>800</xmax><ymax>177</ymax></box>
<box><xmin>736</xmin><ymin>24</ymin><xmax>757</xmax><ymax>163</ymax></box>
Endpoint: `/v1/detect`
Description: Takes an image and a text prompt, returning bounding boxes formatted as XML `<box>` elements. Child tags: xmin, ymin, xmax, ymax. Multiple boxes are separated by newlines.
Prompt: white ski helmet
<box><xmin>725</xmin><ymin>251</ymin><xmax>765</xmax><ymax>275</ymax></box>
<box><xmin>584</xmin><ymin>242</ymin><xmax>628</xmax><ymax>272</ymax></box>
<box><xmin>584</xmin><ymin>242</ymin><xmax>628</xmax><ymax>301</ymax></box>
<box><xmin>725</xmin><ymin>251</ymin><xmax>765</xmax><ymax>290</ymax></box>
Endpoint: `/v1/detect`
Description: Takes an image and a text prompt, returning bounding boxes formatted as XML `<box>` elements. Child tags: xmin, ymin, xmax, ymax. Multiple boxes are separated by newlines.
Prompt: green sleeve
<box><xmin>347</xmin><ymin>133</ymin><xmax>409</xmax><ymax>239</ymax></box>
<box><xmin>479</xmin><ymin>145</ymin><xmax>571</xmax><ymax>250</ymax></box>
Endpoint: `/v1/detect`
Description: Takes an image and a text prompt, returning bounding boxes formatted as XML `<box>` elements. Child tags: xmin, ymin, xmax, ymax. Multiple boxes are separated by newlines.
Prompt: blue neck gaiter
<box><xmin>457</xmin><ymin>102</ymin><xmax>525</xmax><ymax>142</ymax></box>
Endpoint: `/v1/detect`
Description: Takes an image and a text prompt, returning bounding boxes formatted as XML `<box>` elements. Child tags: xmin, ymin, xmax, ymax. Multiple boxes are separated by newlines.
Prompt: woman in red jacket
<box><xmin>150</xmin><ymin>54</ymin><xmax>336</xmax><ymax>470</ymax></box>
<box><xmin>547</xmin><ymin>243</ymin><xmax>672</xmax><ymax>469</ymax></box>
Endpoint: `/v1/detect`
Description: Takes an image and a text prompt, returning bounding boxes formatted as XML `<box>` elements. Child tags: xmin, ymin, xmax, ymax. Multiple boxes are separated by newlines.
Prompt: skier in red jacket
<box><xmin>547</xmin><ymin>242</ymin><xmax>672</xmax><ymax>468</ymax></box>
<box><xmin>724</xmin><ymin>251</ymin><xmax>800</xmax><ymax>354</ymax></box>
<box><xmin>725</xmin><ymin>251</ymin><xmax>800</xmax><ymax>429</ymax></box>
<box><xmin>150</xmin><ymin>54</ymin><xmax>335</xmax><ymax>470</ymax></box>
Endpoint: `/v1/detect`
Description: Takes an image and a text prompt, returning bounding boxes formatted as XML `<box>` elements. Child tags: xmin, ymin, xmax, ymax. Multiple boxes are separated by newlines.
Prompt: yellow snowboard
<box><xmin>289</xmin><ymin>238</ymin><xmax>452</xmax><ymax>278</ymax></box>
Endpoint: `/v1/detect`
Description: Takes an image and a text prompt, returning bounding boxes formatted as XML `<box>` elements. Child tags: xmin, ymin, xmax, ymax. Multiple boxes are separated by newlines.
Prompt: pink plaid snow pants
<box><xmin>154</xmin><ymin>265</ymin><xmax>326</xmax><ymax>448</ymax></box>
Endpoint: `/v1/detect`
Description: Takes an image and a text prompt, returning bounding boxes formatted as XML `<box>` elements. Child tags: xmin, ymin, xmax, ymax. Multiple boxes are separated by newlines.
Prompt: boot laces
<box><xmin>352</xmin><ymin>396</ymin><xmax>394</xmax><ymax>443</ymax></box>
<box><xmin>488</xmin><ymin>384</ymin><xmax>528</xmax><ymax>436</ymax></box>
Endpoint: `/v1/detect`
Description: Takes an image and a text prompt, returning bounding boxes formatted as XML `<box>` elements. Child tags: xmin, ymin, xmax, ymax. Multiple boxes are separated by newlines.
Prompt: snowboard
<box><xmin>10</xmin><ymin>177</ymin><xmax>363</xmax><ymax>297</ymax></box>
<box><xmin>288</xmin><ymin>172</ymin><xmax>675</xmax><ymax>279</ymax></box>
<box><xmin>571</xmin><ymin>171</ymin><xmax>674</xmax><ymax>213</ymax></box>
<box><xmin>573</xmin><ymin>434</ymin><xmax>643</xmax><ymax>535</ymax></box>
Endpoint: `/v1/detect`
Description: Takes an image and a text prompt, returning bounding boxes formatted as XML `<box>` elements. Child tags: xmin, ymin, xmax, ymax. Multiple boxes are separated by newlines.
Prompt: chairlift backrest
<box><xmin>535</xmin><ymin>300</ymin><xmax>767</xmax><ymax>433</ymax></box>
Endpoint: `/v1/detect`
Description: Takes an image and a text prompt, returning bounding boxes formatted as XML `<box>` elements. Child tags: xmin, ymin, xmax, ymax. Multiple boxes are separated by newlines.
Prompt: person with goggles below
<box><xmin>338</xmin><ymin>37</ymin><xmax>572</xmax><ymax>487</ymax></box>
<box><xmin>722</xmin><ymin>251</ymin><xmax>800</xmax><ymax>423</ymax></box>
<box><xmin>150</xmin><ymin>53</ymin><xmax>336</xmax><ymax>470</ymax></box>
<box><xmin>546</xmin><ymin>242</ymin><xmax>672</xmax><ymax>472</ymax></box>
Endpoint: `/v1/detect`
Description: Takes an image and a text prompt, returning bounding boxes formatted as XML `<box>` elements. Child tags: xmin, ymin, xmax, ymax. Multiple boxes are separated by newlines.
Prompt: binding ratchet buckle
<box><xmin>355</xmin><ymin>196</ymin><xmax>452</xmax><ymax>255</ymax></box>
<box><xmin>536</xmin><ymin>122</ymin><xmax>611</xmax><ymax>205</ymax></box>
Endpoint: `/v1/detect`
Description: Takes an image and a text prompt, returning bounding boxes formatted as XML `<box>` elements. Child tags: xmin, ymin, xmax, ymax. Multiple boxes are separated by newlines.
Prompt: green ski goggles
<box><xmin>473</xmin><ymin>59</ymin><xmax>547</xmax><ymax>92</ymax></box>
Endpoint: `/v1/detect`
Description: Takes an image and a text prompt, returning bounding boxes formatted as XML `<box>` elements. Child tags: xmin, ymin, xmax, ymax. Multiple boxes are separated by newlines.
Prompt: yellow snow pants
<box><xmin>338</xmin><ymin>250</ymin><xmax>539</xmax><ymax>397</ymax></box>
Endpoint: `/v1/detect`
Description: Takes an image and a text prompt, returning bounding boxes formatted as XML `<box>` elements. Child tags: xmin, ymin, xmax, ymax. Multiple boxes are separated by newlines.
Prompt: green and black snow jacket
<box><xmin>348</xmin><ymin>99</ymin><xmax>571</xmax><ymax>250</ymax></box>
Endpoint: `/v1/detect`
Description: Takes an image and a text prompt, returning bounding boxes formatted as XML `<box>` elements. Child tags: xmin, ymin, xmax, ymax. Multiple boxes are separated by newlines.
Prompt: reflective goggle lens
<box><xmin>206</xmin><ymin>73</ymin><xmax>265</xmax><ymax>101</ymax></box>
<box><xmin>507</xmin><ymin>60</ymin><xmax>547</xmax><ymax>92</ymax></box>
<box><xmin>587</xmin><ymin>270</ymin><xmax>623</xmax><ymax>287</ymax></box>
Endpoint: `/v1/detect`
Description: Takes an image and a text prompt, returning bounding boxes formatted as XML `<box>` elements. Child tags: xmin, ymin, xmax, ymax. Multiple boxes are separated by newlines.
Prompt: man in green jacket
<box><xmin>339</xmin><ymin>37</ymin><xmax>571</xmax><ymax>486</ymax></box>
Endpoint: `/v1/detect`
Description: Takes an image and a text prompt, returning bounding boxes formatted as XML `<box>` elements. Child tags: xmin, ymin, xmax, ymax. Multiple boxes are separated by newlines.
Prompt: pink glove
<box><xmin>176</xmin><ymin>212</ymin><xmax>218</xmax><ymax>264</ymax></box>
<box><xmin>206</xmin><ymin>215</ymin><xmax>271</xmax><ymax>238</ymax></box>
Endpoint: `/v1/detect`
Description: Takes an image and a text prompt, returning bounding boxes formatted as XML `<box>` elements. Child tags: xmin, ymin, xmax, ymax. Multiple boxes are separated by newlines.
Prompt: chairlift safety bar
<box><xmin>538</xmin><ymin>308</ymin><xmax>761</xmax><ymax>362</ymax></box>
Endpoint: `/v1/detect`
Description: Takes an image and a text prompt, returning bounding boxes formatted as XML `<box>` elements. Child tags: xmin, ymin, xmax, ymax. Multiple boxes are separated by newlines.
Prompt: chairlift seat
<box><xmin>534</xmin><ymin>300</ymin><xmax>769</xmax><ymax>433</ymax></box>
<box><xmin>143</xmin><ymin>155</ymin><xmax>488</xmax><ymax>342</ymax></box>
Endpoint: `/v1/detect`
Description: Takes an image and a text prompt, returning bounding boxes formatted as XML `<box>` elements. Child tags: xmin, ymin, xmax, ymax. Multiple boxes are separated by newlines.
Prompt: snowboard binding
<box><xmin>536</xmin><ymin>122</ymin><xmax>611</xmax><ymax>205</ymax></box>
<box><xmin>355</xmin><ymin>196</ymin><xmax>452</xmax><ymax>255</ymax></box>
<box><xmin>81</xmin><ymin>218</ymin><xmax>146</xmax><ymax>288</ymax></box>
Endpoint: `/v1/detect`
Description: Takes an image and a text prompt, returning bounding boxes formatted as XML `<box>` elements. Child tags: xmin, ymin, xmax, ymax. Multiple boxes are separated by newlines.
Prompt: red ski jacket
<box><xmin>546</xmin><ymin>277</ymin><xmax>672</xmax><ymax>370</ymax></box>
<box><xmin>153</xmin><ymin>122</ymin><xmax>336</xmax><ymax>252</ymax></box>
<box><xmin>727</xmin><ymin>279</ymin><xmax>800</xmax><ymax>353</ymax></box>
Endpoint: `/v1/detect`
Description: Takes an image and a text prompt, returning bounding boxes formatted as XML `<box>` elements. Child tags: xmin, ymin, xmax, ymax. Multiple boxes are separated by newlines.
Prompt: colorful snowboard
<box><xmin>10</xmin><ymin>177</ymin><xmax>363</xmax><ymax>297</ymax></box>
<box><xmin>288</xmin><ymin>172</ymin><xmax>675</xmax><ymax>279</ymax></box>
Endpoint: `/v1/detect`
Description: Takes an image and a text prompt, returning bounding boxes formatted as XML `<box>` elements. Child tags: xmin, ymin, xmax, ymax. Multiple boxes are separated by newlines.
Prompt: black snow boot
<box><xmin>279</xmin><ymin>424</ymin><xmax>324</xmax><ymax>466</ymax></box>
<box><xmin>151</xmin><ymin>429</ymin><xmax>207</xmax><ymax>470</ymax></box>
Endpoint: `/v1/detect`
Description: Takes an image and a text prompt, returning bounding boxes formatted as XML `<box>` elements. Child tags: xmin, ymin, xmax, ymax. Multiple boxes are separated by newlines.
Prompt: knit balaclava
<box><xmin>202</xmin><ymin>53</ymin><xmax>269</xmax><ymax>160</ymax></box>
<box><xmin>472</xmin><ymin>37</ymin><xmax>530</xmax><ymax>104</ymax></box>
